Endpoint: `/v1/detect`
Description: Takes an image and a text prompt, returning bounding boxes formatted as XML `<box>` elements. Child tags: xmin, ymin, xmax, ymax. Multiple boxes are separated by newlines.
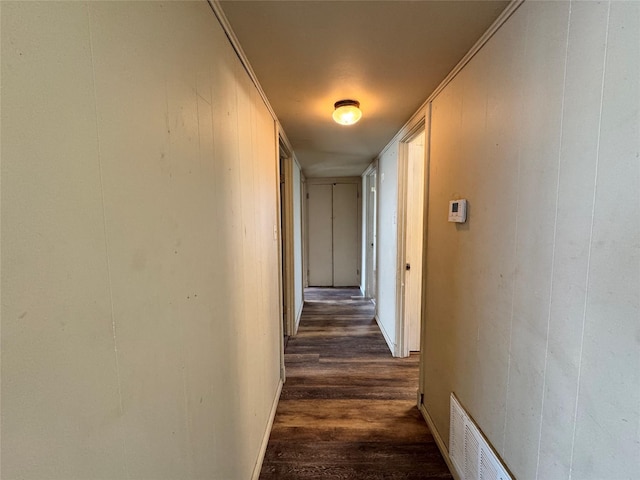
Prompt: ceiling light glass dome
<box><xmin>332</xmin><ymin>99</ymin><xmax>362</xmax><ymax>126</ymax></box>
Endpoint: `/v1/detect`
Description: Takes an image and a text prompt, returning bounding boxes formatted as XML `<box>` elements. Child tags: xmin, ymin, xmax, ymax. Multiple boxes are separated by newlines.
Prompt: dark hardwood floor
<box><xmin>259</xmin><ymin>287</ymin><xmax>452</xmax><ymax>480</ymax></box>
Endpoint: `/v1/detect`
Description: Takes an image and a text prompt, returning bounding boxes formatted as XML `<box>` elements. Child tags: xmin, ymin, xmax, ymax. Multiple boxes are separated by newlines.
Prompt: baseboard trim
<box><xmin>374</xmin><ymin>314</ymin><xmax>395</xmax><ymax>355</ymax></box>
<box><xmin>419</xmin><ymin>403</ymin><xmax>461</xmax><ymax>480</ymax></box>
<box><xmin>251</xmin><ymin>378</ymin><xmax>283</xmax><ymax>480</ymax></box>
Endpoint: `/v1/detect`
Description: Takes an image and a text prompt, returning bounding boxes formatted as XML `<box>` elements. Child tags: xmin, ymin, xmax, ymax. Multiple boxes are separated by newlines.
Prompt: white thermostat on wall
<box><xmin>448</xmin><ymin>199</ymin><xmax>467</xmax><ymax>223</ymax></box>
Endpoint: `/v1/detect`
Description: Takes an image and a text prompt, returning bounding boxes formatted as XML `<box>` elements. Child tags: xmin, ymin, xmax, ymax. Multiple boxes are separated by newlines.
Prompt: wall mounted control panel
<box><xmin>448</xmin><ymin>199</ymin><xmax>467</xmax><ymax>223</ymax></box>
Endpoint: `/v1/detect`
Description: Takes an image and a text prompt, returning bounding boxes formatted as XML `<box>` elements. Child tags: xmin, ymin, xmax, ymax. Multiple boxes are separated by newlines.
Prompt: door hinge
<box><xmin>306</xmin><ymin>192</ymin><xmax>309</xmax><ymax>199</ymax></box>
<box><xmin>280</xmin><ymin>173</ymin><xmax>285</xmax><ymax>184</ymax></box>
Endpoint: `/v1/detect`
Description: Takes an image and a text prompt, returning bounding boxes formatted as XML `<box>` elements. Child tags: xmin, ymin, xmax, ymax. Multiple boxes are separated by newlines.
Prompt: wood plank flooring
<box><xmin>259</xmin><ymin>287</ymin><xmax>452</xmax><ymax>480</ymax></box>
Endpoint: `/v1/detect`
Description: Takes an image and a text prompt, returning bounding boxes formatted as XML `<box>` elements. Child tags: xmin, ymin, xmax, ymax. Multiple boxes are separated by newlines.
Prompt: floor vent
<box><xmin>449</xmin><ymin>393</ymin><xmax>512</xmax><ymax>480</ymax></box>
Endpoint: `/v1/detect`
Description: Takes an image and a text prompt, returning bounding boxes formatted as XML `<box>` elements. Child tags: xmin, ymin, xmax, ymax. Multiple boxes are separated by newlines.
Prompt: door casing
<box><xmin>395</xmin><ymin>115</ymin><xmax>429</xmax><ymax>358</ymax></box>
<box><xmin>306</xmin><ymin>177</ymin><xmax>362</xmax><ymax>288</ymax></box>
<box><xmin>363</xmin><ymin>163</ymin><xmax>378</xmax><ymax>302</ymax></box>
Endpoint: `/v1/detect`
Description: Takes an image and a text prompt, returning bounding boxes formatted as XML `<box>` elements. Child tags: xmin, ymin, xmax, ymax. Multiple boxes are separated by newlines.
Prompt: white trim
<box><xmin>301</xmin><ymin>176</ymin><xmax>309</xmax><ymax>289</ymax></box>
<box><xmin>274</xmin><ymin>122</ymin><xmax>287</xmax><ymax>383</ymax></box>
<box><xmin>361</xmin><ymin>166</ymin><xmax>378</xmax><ymax>301</ymax></box>
<box><xmin>371</xmin><ymin>164</ymin><xmax>380</xmax><ymax>307</ymax></box>
<box><xmin>377</xmin><ymin>0</ymin><xmax>524</xmax><ymax>160</ymax></box>
<box><xmin>251</xmin><ymin>378</ymin><xmax>284</xmax><ymax>480</ymax></box>
<box><xmin>278</xmin><ymin>122</ymin><xmax>295</xmax><ymax>158</ymax></box>
<box><xmin>374</xmin><ymin>314</ymin><xmax>395</xmax><ymax>356</ymax></box>
<box><xmin>419</xmin><ymin>403</ymin><xmax>460</xmax><ymax>480</ymax></box>
<box><xmin>418</xmin><ymin>103</ymin><xmax>433</xmax><ymax>401</ymax></box>
<box><xmin>394</xmin><ymin>138</ymin><xmax>409</xmax><ymax>358</ymax></box>
<box><xmin>394</xmin><ymin>120</ymin><xmax>427</xmax><ymax>358</ymax></box>
<box><xmin>361</xmin><ymin>160</ymin><xmax>378</xmax><ymax>178</ymax></box>
<box><xmin>278</xmin><ymin>128</ymin><xmax>292</xmax><ymax>158</ymax></box>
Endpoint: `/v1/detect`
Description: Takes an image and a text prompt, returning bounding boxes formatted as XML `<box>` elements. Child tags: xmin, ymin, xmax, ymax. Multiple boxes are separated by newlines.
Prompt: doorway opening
<box><xmin>279</xmin><ymin>145</ymin><xmax>288</xmax><ymax>348</ymax></box>
<box><xmin>364</xmin><ymin>164</ymin><xmax>378</xmax><ymax>303</ymax></box>
<box><xmin>396</xmin><ymin>123</ymin><xmax>427</xmax><ymax>357</ymax></box>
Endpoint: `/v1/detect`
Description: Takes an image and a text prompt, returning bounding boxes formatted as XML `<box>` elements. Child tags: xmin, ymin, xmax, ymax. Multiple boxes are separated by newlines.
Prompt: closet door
<box><xmin>307</xmin><ymin>184</ymin><xmax>333</xmax><ymax>286</ymax></box>
<box><xmin>332</xmin><ymin>183</ymin><xmax>359</xmax><ymax>286</ymax></box>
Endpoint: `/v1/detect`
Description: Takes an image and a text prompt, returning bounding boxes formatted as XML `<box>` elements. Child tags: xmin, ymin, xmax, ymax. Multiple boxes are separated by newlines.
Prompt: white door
<box><xmin>365</xmin><ymin>170</ymin><xmax>377</xmax><ymax>299</ymax></box>
<box><xmin>404</xmin><ymin>131</ymin><xmax>425</xmax><ymax>352</ymax></box>
<box><xmin>333</xmin><ymin>183</ymin><xmax>359</xmax><ymax>286</ymax></box>
<box><xmin>307</xmin><ymin>184</ymin><xmax>333</xmax><ymax>286</ymax></box>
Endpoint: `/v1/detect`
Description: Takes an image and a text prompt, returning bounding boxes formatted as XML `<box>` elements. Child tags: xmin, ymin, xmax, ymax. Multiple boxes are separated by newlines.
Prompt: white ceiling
<box><xmin>219</xmin><ymin>0</ymin><xmax>509</xmax><ymax>177</ymax></box>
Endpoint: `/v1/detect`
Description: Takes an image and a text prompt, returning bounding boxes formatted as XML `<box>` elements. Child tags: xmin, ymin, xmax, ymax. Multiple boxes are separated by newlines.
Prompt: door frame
<box><xmin>362</xmin><ymin>162</ymin><xmax>379</xmax><ymax>302</ymax></box>
<box><xmin>395</xmin><ymin>115</ymin><xmax>429</xmax><ymax>358</ymax></box>
<box><xmin>301</xmin><ymin>175</ymin><xmax>309</xmax><ymax>288</ymax></box>
<box><xmin>305</xmin><ymin>177</ymin><xmax>362</xmax><ymax>288</ymax></box>
<box><xmin>403</xmin><ymin>129</ymin><xmax>426</xmax><ymax>354</ymax></box>
<box><xmin>278</xmin><ymin>135</ymin><xmax>296</xmax><ymax>339</ymax></box>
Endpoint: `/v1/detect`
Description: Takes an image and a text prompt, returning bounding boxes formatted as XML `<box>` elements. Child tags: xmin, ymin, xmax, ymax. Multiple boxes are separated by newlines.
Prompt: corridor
<box><xmin>259</xmin><ymin>288</ymin><xmax>452</xmax><ymax>479</ymax></box>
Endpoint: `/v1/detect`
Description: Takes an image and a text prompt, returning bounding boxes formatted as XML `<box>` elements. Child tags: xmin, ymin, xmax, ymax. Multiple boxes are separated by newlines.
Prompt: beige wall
<box><xmin>1</xmin><ymin>2</ymin><xmax>282</xmax><ymax>479</ymax></box>
<box><xmin>421</xmin><ymin>1</ymin><xmax>639</xmax><ymax>479</ymax></box>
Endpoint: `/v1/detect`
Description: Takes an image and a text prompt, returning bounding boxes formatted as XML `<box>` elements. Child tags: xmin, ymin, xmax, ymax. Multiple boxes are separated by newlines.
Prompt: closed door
<box><xmin>332</xmin><ymin>183</ymin><xmax>359</xmax><ymax>286</ymax></box>
<box><xmin>308</xmin><ymin>183</ymin><xmax>359</xmax><ymax>287</ymax></box>
<box><xmin>308</xmin><ymin>184</ymin><xmax>333</xmax><ymax>286</ymax></box>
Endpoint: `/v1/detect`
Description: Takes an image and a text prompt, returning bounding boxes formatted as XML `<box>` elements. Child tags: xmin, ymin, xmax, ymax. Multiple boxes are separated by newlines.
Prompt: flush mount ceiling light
<box><xmin>332</xmin><ymin>99</ymin><xmax>362</xmax><ymax>126</ymax></box>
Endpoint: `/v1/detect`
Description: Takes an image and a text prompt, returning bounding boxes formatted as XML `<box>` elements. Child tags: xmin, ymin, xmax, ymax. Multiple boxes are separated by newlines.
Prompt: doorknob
<box><xmin>406</xmin><ymin>263</ymin><xmax>411</xmax><ymax>271</ymax></box>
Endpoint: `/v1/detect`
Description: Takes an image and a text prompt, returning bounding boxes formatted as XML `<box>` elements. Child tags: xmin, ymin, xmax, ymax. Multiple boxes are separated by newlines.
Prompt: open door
<box><xmin>364</xmin><ymin>166</ymin><xmax>378</xmax><ymax>301</ymax></box>
<box><xmin>396</xmin><ymin>125</ymin><xmax>427</xmax><ymax>357</ymax></box>
<box><xmin>403</xmin><ymin>130</ymin><xmax>425</xmax><ymax>352</ymax></box>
